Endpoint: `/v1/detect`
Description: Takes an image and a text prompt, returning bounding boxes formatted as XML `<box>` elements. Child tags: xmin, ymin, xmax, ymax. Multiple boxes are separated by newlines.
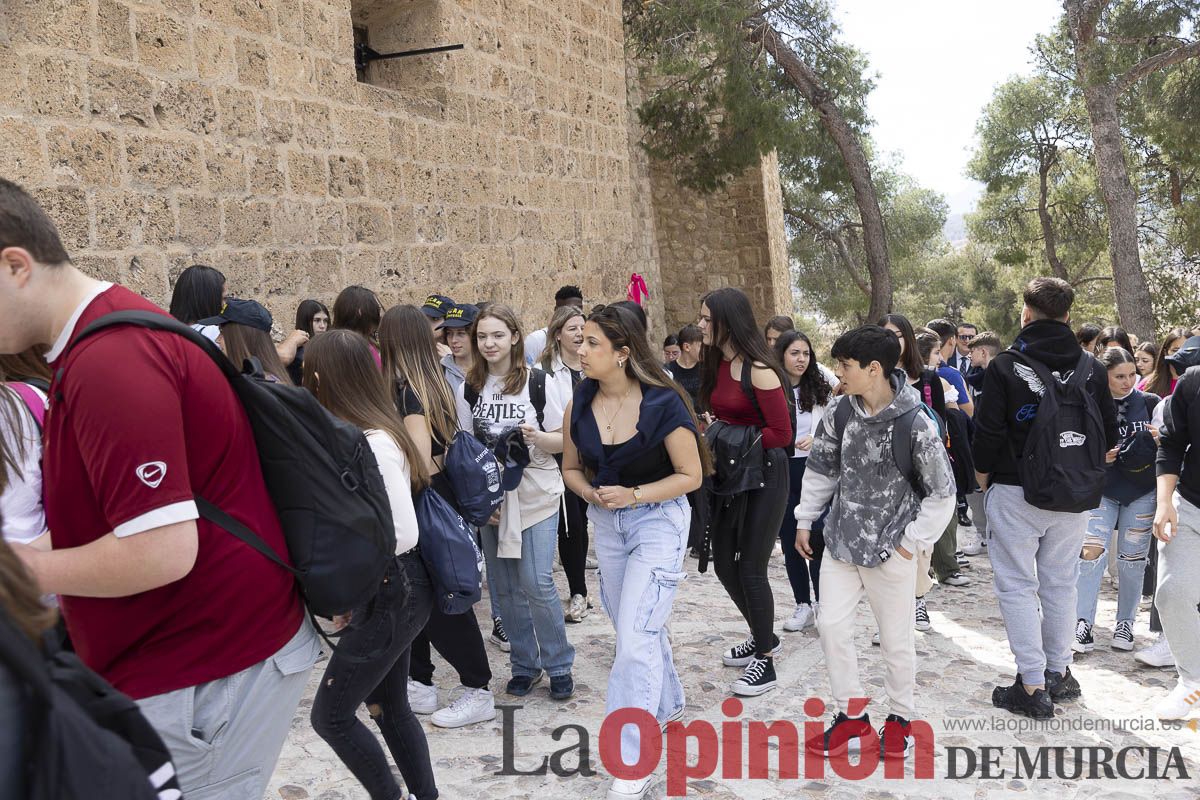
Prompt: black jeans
<box><xmin>778</xmin><ymin>457</ymin><xmax>823</xmax><ymax>605</ymax></box>
<box><xmin>311</xmin><ymin>552</ymin><xmax>437</xmax><ymax>800</ymax></box>
<box><xmin>409</xmin><ymin>603</ymin><xmax>492</xmax><ymax>689</ymax></box>
<box><xmin>558</xmin><ymin>488</ymin><xmax>590</xmax><ymax>597</ymax></box>
<box><xmin>712</xmin><ymin>451</ymin><xmax>789</xmax><ymax>656</ymax></box>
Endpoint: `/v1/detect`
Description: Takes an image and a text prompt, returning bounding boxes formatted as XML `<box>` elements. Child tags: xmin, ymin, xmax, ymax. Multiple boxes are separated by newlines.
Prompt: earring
<box><xmin>618</xmin><ymin>360</ymin><xmax>625</xmax><ymax>368</ymax></box>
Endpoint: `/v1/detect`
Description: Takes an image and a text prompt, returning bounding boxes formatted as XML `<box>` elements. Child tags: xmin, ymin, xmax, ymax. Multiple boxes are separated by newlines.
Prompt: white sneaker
<box><xmin>960</xmin><ymin>526</ymin><xmax>983</xmax><ymax>556</ymax></box>
<box><xmin>1135</xmin><ymin>634</ymin><xmax>1175</xmax><ymax>667</ymax></box>
<box><xmin>565</xmin><ymin>593</ymin><xmax>589</xmax><ymax>623</ymax></box>
<box><xmin>1153</xmin><ymin>681</ymin><xmax>1200</xmax><ymax>720</ymax></box>
<box><xmin>407</xmin><ymin>680</ymin><xmax>438</xmax><ymax>715</ymax></box>
<box><xmin>431</xmin><ymin>687</ymin><xmax>496</xmax><ymax>728</ymax></box>
<box><xmin>587</xmin><ymin>557</ymin><xmax>599</xmax><ymax>570</ymax></box>
<box><xmin>608</xmin><ymin>776</ymin><xmax>652</xmax><ymax>800</ymax></box>
<box><xmin>783</xmin><ymin>603</ymin><xmax>816</xmax><ymax>632</ymax></box>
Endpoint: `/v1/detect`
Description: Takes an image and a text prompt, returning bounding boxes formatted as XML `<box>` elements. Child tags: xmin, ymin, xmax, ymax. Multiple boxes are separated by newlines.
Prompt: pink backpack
<box><xmin>8</xmin><ymin>382</ymin><xmax>47</xmax><ymax>431</ymax></box>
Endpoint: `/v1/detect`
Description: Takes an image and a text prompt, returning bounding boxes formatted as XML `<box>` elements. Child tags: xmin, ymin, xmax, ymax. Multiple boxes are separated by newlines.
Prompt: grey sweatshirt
<box><xmin>794</xmin><ymin>370</ymin><xmax>955</xmax><ymax>567</ymax></box>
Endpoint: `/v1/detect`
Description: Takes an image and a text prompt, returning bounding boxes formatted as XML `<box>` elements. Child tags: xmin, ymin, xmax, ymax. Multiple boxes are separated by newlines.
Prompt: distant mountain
<box><xmin>943</xmin><ymin>212</ymin><xmax>968</xmax><ymax>246</ymax></box>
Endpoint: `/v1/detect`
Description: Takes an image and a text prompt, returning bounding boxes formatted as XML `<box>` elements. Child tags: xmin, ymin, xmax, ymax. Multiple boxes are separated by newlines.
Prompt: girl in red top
<box><xmin>698</xmin><ymin>288</ymin><xmax>794</xmax><ymax>697</ymax></box>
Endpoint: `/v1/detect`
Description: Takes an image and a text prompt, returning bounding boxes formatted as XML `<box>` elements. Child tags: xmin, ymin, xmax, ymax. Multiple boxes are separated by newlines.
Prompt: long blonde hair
<box><xmin>538</xmin><ymin>305</ymin><xmax>585</xmax><ymax>371</ymax></box>
<box><xmin>467</xmin><ymin>304</ymin><xmax>528</xmax><ymax>396</ymax></box>
<box><xmin>379</xmin><ymin>305</ymin><xmax>459</xmax><ymax>446</ymax></box>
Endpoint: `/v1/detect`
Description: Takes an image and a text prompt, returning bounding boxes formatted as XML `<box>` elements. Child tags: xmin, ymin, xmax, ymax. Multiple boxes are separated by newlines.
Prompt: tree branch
<box><xmin>1117</xmin><ymin>40</ymin><xmax>1200</xmax><ymax>93</ymax></box>
<box><xmin>785</xmin><ymin>207</ymin><xmax>871</xmax><ymax>297</ymax></box>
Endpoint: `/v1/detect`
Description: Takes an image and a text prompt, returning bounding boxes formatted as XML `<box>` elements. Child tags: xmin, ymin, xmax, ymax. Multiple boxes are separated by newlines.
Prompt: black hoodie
<box><xmin>972</xmin><ymin>319</ymin><xmax>1119</xmax><ymax>487</ymax></box>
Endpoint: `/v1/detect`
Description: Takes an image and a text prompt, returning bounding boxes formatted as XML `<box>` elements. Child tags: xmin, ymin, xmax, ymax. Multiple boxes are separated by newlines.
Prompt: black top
<box><xmin>665</xmin><ymin>361</ymin><xmax>702</xmax><ymax>409</ymax></box>
<box><xmin>601</xmin><ymin>440</ymin><xmax>674</xmax><ymax>487</ymax></box>
<box><xmin>1159</xmin><ymin>367</ymin><xmax>1200</xmax><ymax>507</ymax></box>
<box><xmin>286</xmin><ymin>345</ymin><xmax>305</xmax><ymax>386</ymax></box>
<box><xmin>395</xmin><ymin>381</ymin><xmax>446</xmax><ymax>458</ymax></box>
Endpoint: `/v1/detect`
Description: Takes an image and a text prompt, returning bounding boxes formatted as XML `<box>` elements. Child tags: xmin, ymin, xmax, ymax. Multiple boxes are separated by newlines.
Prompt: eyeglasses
<box><xmin>957</xmin><ymin>334</ymin><xmax>973</xmax><ymax>340</ymax></box>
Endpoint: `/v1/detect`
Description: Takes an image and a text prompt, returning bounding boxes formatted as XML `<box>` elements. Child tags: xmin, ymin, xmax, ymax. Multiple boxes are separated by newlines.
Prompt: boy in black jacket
<box><xmin>972</xmin><ymin>278</ymin><xmax>1118</xmax><ymax>718</ymax></box>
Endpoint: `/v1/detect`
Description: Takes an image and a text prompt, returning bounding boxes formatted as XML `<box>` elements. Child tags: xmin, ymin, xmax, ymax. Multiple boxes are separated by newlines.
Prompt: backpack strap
<box><xmin>891</xmin><ymin>406</ymin><xmax>924</xmax><ymax>498</ymax></box>
<box><xmin>8</xmin><ymin>382</ymin><xmax>46</xmax><ymax>431</ymax></box>
<box><xmin>739</xmin><ymin>360</ymin><xmax>797</xmax><ymax>450</ymax></box>
<box><xmin>529</xmin><ymin>368</ymin><xmax>547</xmax><ymax>431</ymax></box>
<box><xmin>833</xmin><ymin>395</ymin><xmax>853</xmax><ymax>441</ymax></box>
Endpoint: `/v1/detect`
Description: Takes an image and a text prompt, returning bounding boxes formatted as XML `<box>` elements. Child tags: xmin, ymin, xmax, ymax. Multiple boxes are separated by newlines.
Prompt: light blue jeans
<box><xmin>480</xmin><ymin>514</ymin><xmax>575</xmax><ymax>679</ymax></box>
<box><xmin>591</xmin><ymin>495</ymin><xmax>690</xmax><ymax>766</ymax></box>
<box><xmin>1076</xmin><ymin>491</ymin><xmax>1155</xmax><ymax>625</ymax></box>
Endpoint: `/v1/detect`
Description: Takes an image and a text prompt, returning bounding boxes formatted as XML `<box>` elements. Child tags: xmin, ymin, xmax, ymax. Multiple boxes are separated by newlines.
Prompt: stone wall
<box><xmin>0</xmin><ymin>0</ymin><xmax>790</xmax><ymax>339</ymax></box>
<box><xmin>650</xmin><ymin>152</ymin><xmax>792</xmax><ymax>335</ymax></box>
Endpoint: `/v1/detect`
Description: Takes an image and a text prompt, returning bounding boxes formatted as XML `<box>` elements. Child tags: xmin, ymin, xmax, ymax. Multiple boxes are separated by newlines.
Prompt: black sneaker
<box><xmin>957</xmin><ymin>510</ymin><xmax>972</xmax><ymax>528</ymax></box>
<box><xmin>991</xmin><ymin>678</ymin><xmax>1054</xmax><ymax>719</ymax></box>
<box><xmin>805</xmin><ymin>712</ymin><xmax>873</xmax><ymax>757</ymax></box>
<box><xmin>877</xmin><ymin>713</ymin><xmax>915</xmax><ymax>759</ymax></box>
<box><xmin>549</xmin><ymin>673</ymin><xmax>575</xmax><ymax>700</ymax></box>
<box><xmin>1044</xmin><ymin>667</ymin><xmax>1081</xmax><ymax>702</ymax></box>
<box><xmin>730</xmin><ymin>657</ymin><xmax>777</xmax><ymax>696</ymax></box>
<box><xmin>722</xmin><ymin>635</ymin><xmax>782</xmax><ymax>667</ymax></box>
<box><xmin>490</xmin><ymin>617</ymin><xmax>511</xmax><ymax>652</ymax></box>
<box><xmin>506</xmin><ymin>671</ymin><xmax>543</xmax><ymax>697</ymax></box>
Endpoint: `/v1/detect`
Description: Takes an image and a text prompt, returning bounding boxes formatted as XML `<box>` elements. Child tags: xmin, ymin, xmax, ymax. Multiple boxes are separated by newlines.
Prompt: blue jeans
<box><xmin>591</xmin><ymin>496</ymin><xmax>689</xmax><ymax>766</ymax></box>
<box><xmin>480</xmin><ymin>514</ymin><xmax>575</xmax><ymax>679</ymax></box>
<box><xmin>311</xmin><ymin>552</ymin><xmax>436</xmax><ymax>800</ymax></box>
<box><xmin>1076</xmin><ymin>491</ymin><xmax>1155</xmax><ymax>625</ymax></box>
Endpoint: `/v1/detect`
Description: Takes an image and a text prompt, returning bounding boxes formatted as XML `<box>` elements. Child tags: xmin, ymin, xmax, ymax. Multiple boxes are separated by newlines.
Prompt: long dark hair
<box><xmin>586</xmin><ymin>305</ymin><xmax>713</xmax><ymax>476</ymax></box>
<box><xmin>1099</xmin><ymin>347</ymin><xmax>1136</xmax><ymax>370</ymax></box>
<box><xmin>303</xmin><ymin>330</ymin><xmax>429</xmax><ymax>493</ymax></box>
<box><xmin>1098</xmin><ymin>326</ymin><xmax>1133</xmax><ymax>354</ymax></box>
<box><xmin>333</xmin><ymin>285</ymin><xmax>383</xmax><ymax>341</ymax></box>
<box><xmin>1146</xmin><ymin>327</ymin><xmax>1189</xmax><ymax>397</ymax></box>
<box><xmin>0</xmin><ymin>539</ymin><xmax>57</xmax><ymax>644</ymax></box>
<box><xmin>378</xmin><ymin>305</ymin><xmax>459</xmax><ymax>447</ymax></box>
<box><xmin>169</xmin><ymin>264</ymin><xmax>225</xmax><ymax>324</ymax></box>
<box><xmin>698</xmin><ymin>288</ymin><xmax>788</xmax><ymax>412</ymax></box>
<box><xmin>295</xmin><ymin>299</ymin><xmax>330</xmax><ymax>336</ymax></box>
<box><xmin>878</xmin><ymin>313</ymin><xmax>924</xmax><ymax>380</ymax></box>
<box><xmin>774</xmin><ymin>330</ymin><xmax>832</xmax><ymax>412</ymax></box>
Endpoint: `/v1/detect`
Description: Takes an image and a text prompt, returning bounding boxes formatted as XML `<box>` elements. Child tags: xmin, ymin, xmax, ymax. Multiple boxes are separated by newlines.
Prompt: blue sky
<box><xmin>834</xmin><ymin>0</ymin><xmax>1065</xmax><ymax>217</ymax></box>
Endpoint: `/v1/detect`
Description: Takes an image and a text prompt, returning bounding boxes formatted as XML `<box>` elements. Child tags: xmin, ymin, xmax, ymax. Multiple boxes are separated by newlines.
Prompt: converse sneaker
<box><xmin>805</xmin><ymin>712</ymin><xmax>873</xmax><ymax>757</ymax></box>
<box><xmin>608</xmin><ymin>776</ymin><xmax>652</xmax><ymax>800</ymax></box>
<box><xmin>941</xmin><ymin>572</ymin><xmax>970</xmax><ymax>587</ymax></box>
<box><xmin>431</xmin><ymin>687</ymin><xmax>496</xmax><ymax>728</ymax></box>
<box><xmin>992</xmin><ymin>678</ymin><xmax>1054</xmax><ymax>719</ymax></box>
<box><xmin>955</xmin><ymin>551</ymin><xmax>970</xmax><ymax>568</ymax></box>
<box><xmin>730</xmin><ymin>657</ymin><xmax>777</xmax><ymax>696</ymax></box>
<box><xmin>783</xmin><ymin>603</ymin><xmax>816</xmax><ymax>632</ymax></box>
<box><xmin>1044</xmin><ymin>667</ymin><xmax>1081</xmax><ymax>702</ymax></box>
<box><xmin>490</xmin><ymin>617</ymin><xmax>511</xmax><ymax>652</ymax></box>
<box><xmin>914</xmin><ymin>598</ymin><xmax>931</xmax><ymax>632</ymax></box>
<box><xmin>1135</xmin><ymin>634</ymin><xmax>1175</xmax><ymax>667</ymax></box>
<box><xmin>565</xmin><ymin>593</ymin><xmax>589</xmax><ymax>623</ymax></box>
<box><xmin>1111</xmin><ymin>619</ymin><xmax>1134</xmax><ymax>651</ymax></box>
<box><xmin>407</xmin><ymin>679</ymin><xmax>438</xmax><ymax>715</ymax></box>
<box><xmin>878</xmin><ymin>713</ymin><xmax>915</xmax><ymax>759</ymax></box>
<box><xmin>1153</xmin><ymin>681</ymin><xmax>1200</xmax><ymax>720</ymax></box>
<box><xmin>660</xmin><ymin>705</ymin><xmax>685</xmax><ymax>731</ymax></box>
<box><xmin>1072</xmin><ymin>618</ymin><xmax>1094</xmax><ymax>654</ymax></box>
<box><xmin>722</xmin><ymin>636</ymin><xmax>781</xmax><ymax>667</ymax></box>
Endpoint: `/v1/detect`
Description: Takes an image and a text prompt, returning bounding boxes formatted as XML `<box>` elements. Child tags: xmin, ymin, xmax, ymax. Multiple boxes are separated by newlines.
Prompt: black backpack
<box><xmin>832</xmin><ymin>396</ymin><xmax>933</xmax><ymax>499</ymax></box>
<box><xmin>1007</xmin><ymin>351</ymin><xmax>1107</xmax><ymax>513</ymax></box>
<box><xmin>64</xmin><ymin>311</ymin><xmax>396</xmax><ymax>619</ymax></box>
<box><xmin>0</xmin><ymin>613</ymin><xmax>180</xmax><ymax>800</ymax></box>
<box><xmin>464</xmin><ymin>368</ymin><xmax>549</xmax><ymax>432</ymax></box>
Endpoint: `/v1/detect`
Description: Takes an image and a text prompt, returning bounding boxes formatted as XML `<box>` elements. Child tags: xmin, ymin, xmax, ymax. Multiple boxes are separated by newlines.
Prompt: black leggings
<box><xmin>557</xmin><ymin>489</ymin><xmax>590</xmax><ymax>598</ymax></box>
<box><xmin>712</xmin><ymin>452</ymin><xmax>789</xmax><ymax>657</ymax></box>
<box><xmin>778</xmin><ymin>457</ymin><xmax>822</xmax><ymax>605</ymax></box>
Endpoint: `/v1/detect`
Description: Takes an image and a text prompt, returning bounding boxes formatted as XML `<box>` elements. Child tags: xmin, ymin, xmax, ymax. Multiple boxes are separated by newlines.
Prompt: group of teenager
<box><xmin>1</xmin><ymin>175</ymin><xmax>1199</xmax><ymax>800</ymax></box>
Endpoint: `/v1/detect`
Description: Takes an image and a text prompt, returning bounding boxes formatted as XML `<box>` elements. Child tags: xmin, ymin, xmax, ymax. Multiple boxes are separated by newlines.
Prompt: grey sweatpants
<box><xmin>1157</xmin><ymin>493</ymin><xmax>1200</xmax><ymax>686</ymax></box>
<box><xmin>986</xmin><ymin>484</ymin><xmax>1088</xmax><ymax>685</ymax></box>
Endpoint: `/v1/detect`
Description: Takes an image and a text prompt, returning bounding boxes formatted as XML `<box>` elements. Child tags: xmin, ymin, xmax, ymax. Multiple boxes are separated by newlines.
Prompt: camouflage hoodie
<box><xmin>794</xmin><ymin>369</ymin><xmax>956</xmax><ymax>568</ymax></box>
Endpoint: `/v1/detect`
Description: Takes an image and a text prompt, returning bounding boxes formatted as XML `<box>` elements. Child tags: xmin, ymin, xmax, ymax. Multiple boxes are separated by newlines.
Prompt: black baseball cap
<box><xmin>197</xmin><ymin>298</ymin><xmax>273</xmax><ymax>332</ymax></box>
<box><xmin>438</xmin><ymin>303</ymin><xmax>479</xmax><ymax>329</ymax></box>
<box><xmin>421</xmin><ymin>294</ymin><xmax>454</xmax><ymax>318</ymax></box>
<box><xmin>1167</xmin><ymin>336</ymin><xmax>1200</xmax><ymax>374</ymax></box>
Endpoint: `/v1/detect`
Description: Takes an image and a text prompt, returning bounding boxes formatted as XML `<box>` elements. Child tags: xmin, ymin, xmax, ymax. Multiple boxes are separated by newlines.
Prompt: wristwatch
<box><xmin>632</xmin><ymin>486</ymin><xmax>644</xmax><ymax>505</ymax></box>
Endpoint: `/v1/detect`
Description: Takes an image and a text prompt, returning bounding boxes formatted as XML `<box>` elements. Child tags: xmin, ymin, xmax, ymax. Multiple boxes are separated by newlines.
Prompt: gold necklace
<box><xmin>597</xmin><ymin>383</ymin><xmax>634</xmax><ymax>435</ymax></box>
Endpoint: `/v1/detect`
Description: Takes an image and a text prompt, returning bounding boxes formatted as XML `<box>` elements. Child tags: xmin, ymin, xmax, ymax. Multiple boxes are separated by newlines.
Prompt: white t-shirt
<box><xmin>365</xmin><ymin>430</ymin><xmax>419</xmax><ymax>556</ymax></box>
<box><xmin>1</xmin><ymin>386</ymin><xmax>46</xmax><ymax>545</ymax></box>
<box><xmin>523</xmin><ymin>328</ymin><xmax>548</xmax><ymax>366</ymax></box>
<box><xmin>455</xmin><ymin>370</ymin><xmax>568</xmax><ymax>525</ymax></box>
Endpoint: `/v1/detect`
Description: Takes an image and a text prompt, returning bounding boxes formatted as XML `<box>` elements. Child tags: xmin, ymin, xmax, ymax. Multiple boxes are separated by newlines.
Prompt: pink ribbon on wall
<box><xmin>626</xmin><ymin>273</ymin><xmax>649</xmax><ymax>305</ymax></box>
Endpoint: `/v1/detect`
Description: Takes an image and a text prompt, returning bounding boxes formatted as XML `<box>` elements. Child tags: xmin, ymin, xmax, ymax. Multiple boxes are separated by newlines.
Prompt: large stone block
<box><xmin>194</xmin><ymin>24</ymin><xmax>237</xmax><ymax>80</ymax></box>
<box><xmin>32</xmin><ymin>186</ymin><xmax>90</xmax><ymax>253</ymax></box>
<box><xmin>47</xmin><ymin>127</ymin><xmax>121</xmax><ymax>187</ymax></box>
<box><xmin>286</xmin><ymin>150</ymin><xmax>327</xmax><ymax>195</ymax></box>
<box><xmin>93</xmin><ymin>190</ymin><xmax>176</xmax><ymax>249</ymax></box>
<box><xmin>176</xmin><ymin>193</ymin><xmax>223</xmax><ymax>245</ymax></box>
<box><xmin>0</xmin><ymin>118</ymin><xmax>48</xmax><ymax>186</ymax></box>
<box><xmin>97</xmin><ymin>0</ymin><xmax>136</xmax><ymax>60</ymax></box>
<box><xmin>126</xmin><ymin>133</ymin><xmax>204</xmax><ymax>188</ymax></box>
<box><xmin>235</xmin><ymin>36</ymin><xmax>271</xmax><ymax>88</ymax></box>
<box><xmin>222</xmin><ymin>197</ymin><xmax>275</xmax><ymax>245</ymax></box>
<box><xmin>88</xmin><ymin>62</ymin><xmax>157</xmax><ymax>127</ymax></box>
<box><xmin>203</xmin><ymin>142</ymin><xmax>249</xmax><ymax>193</ymax></box>
<box><xmin>154</xmin><ymin>79</ymin><xmax>219</xmax><ymax>134</ymax></box>
<box><xmin>199</xmin><ymin>0</ymin><xmax>275</xmax><ymax>36</ymax></box>
<box><xmin>28</xmin><ymin>55</ymin><xmax>86</xmax><ymax>118</ymax></box>
<box><xmin>328</xmin><ymin>154</ymin><xmax>366</xmax><ymax>197</ymax></box>
<box><xmin>215</xmin><ymin>84</ymin><xmax>259</xmax><ymax>140</ymax></box>
<box><xmin>135</xmin><ymin>10</ymin><xmax>194</xmax><ymax>75</ymax></box>
<box><xmin>6</xmin><ymin>0</ymin><xmax>91</xmax><ymax>50</ymax></box>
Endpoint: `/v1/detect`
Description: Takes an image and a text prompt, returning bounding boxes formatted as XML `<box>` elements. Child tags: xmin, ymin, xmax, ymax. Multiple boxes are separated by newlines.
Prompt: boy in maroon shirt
<box><xmin>0</xmin><ymin>178</ymin><xmax>317</xmax><ymax>798</ymax></box>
